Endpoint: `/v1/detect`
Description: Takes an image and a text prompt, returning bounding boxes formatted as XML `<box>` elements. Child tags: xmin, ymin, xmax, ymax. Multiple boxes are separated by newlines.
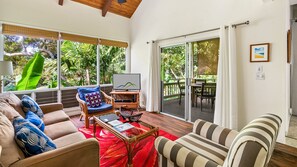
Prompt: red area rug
<box><xmin>78</xmin><ymin>123</ymin><xmax>177</xmax><ymax>167</ymax></box>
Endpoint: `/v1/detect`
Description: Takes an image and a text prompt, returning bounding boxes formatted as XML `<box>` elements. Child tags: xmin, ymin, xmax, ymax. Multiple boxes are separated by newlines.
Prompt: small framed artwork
<box><xmin>250</xmin><ymin>43</ymin><xmax>270</xmax><ymax>62</ymax></box>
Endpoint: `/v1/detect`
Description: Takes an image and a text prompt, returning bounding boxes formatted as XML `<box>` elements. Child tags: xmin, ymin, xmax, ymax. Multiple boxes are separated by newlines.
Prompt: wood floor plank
<box><xmin>70</xmin><ymin>111</ymin><xmax>297</xmax><ymax>167</ymax></box>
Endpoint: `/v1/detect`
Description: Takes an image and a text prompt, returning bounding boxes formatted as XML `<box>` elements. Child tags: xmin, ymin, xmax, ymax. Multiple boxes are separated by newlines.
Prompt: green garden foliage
<box><xmin>3</xmin><ymin>35</ymin><xmax>125</xmax><ymax>91</ymax></box>
<box><xmin>16</xmin><ymin>52</ymin><xmax>45</xmax><ymax>90</ymax></box>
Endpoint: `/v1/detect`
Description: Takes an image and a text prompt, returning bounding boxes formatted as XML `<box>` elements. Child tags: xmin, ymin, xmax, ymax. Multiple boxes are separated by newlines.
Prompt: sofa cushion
<box><xmin>53</xmin><ymin>132</ymin><xmax>86</xmax><ymax>148</ymax></box>
<box><xmin>88</xmin><ymin>102</ymin><xmax>113</xmax><ymax>114</ymax></box>
<box><xmin>77</xmin><ymin>86</ymin><xmax>100</xmax><ymax>101</ymax></box>
<box><xmin>13</xmin><ymin>117</ymin><xmax>56</xmax><ymax>157</ymax></box>
<box><xmin>0</xmin><ymin>93</ymin><xmax>25</xmax><ymax>117</ymax></box>
<box><xmin>84</xmin><ymin>91</ymin><xmax>103</xmax><ymax>107</ymax></box>
<box><xmin>0</xmin><ymin>113</ymin><xmax>25</xmax><ymax>167</ymax></box>
<box><xmin>43</xmin><ymin>110</ymin><xmax>70</xmax><ymax>125</ymax></box>
<box><xmin>0</xmin><ymin>100</ymin><xmax>23</xmax><ymax>121</ymax></box>
<box><xmin>21</xmin><ymin>95</ymin><xmax>44</xmax><ymax>118</ymax></box>
<box><xmin>25</xmin><ymin>111</ymin><xmax>45</xmax><ymax>132</ymax></box>
<box><xmin>176</xmin><ymin>132</ymin><xmax>228</xmax><ymax>165</ymax></box>
<box><xmin>44</xmin><ymin>121</ymin><xmax>78</xmax><ymax>140</ymax></box>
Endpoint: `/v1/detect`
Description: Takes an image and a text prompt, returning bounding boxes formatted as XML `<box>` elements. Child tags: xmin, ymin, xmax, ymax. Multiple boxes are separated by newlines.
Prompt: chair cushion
<box><xmin>13</xmin><ymin>117</ymin><xmax>56</xmax><ymax>157</ymax></box>
<box><xmin>21</xmin><ymin>95</ymin><xmax>44</xmax><ymax>118</ymax></box>
<box><xmin>44</xmin><ymin>121</ymin><xmax>78</xmax><ymax>140</ymax></box>
<box><xmin>53</xmin><ymin>132</ymin><xmax>86</xmax><ymax>148</ymax></box>
<box><xmin>25</xmin><ymin>111</ymin><xmax>45</xmax><ymax>132</ymax></box>
<box><xmin>77</xmin><ymin>86</ymin><xmax>100</xmax><ymax>101</ymax></box>
<box><xmin>0</xmin><ymin>113</ymin><xmax>25</xmax><ymax>167</ymax></box>
<box><xmin>176</xmin><ymin>132</ymin><xmax>228</xmax><ymax>165</ymax></box>
<box><xmin>84</xmin><ymin>91</ymin><xmax>103</xmax><ymax>107</ymax></box>
<box><xmin>87</xmin><ymin>102</ymin><xmax>113</xmax><ymax>114</ymax></box>
<box><xmin>43</xmin><ymin>110</ymin><xmax>70</xmax><ymax>125</ymax></box>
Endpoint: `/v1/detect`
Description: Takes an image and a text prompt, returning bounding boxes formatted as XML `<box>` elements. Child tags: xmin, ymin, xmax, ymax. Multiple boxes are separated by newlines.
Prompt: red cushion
<box><xmin>84</xmin><ymin>92</ymin><xmax>102</xmax><ymax>107</ymax></box>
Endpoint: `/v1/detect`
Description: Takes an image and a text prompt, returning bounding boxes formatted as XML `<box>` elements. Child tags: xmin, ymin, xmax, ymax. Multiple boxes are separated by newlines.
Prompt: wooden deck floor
<box><xmin>70</xmin><ymin>111</ymin><xmax>297</xmax><ymax>167</ymax></box>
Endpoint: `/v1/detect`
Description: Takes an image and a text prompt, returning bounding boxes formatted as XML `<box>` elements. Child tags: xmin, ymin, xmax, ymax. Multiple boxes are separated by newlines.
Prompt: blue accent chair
<box><xmin>76</xmin><ymin>87</ymin><xmax>115</xmax><ymax>128</ymax></box>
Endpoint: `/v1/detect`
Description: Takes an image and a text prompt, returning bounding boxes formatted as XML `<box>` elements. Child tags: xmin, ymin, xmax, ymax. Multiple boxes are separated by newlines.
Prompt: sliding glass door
<box><xmin>160</xmin><ymin>38</ymin><xmax>219</xmax><ymax>123</ymax></box>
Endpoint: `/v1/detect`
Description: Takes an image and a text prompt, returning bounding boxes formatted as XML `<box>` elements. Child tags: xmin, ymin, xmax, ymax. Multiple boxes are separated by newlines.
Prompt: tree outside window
<box><xmin>60</xmin><ymin>40</ymin><xmax>97</xmax><ymax>87</ymax></box>
<box><xmin>100</xmin><ymin>45</ymin><xmax>126</xmax><ymax>84</ymax></box>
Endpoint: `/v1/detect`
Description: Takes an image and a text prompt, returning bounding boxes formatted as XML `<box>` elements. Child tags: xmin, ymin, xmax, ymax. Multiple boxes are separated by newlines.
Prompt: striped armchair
<box><xmin>154</xmin><ymin>114</ymin><xmax>281</xmax><ymax>167</ymax></box>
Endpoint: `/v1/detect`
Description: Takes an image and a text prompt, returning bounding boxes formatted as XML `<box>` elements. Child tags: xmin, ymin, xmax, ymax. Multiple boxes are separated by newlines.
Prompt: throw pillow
<box><xmin>25</xmin><ymin>111</ymin><xmax>45</xmax><ymax>132</ymax></box>
<box><xmin>0</xmin><ymin>113</ymin><xmax>25</xmax><ymax>167</ymax></box>
<box><xmin>21</xmin><ymin>95</ymin><xmax>44</xmax><ymax>118</ymax></box>
<box><xmin>77</xmin><ymin>86</ymin><xmax>100</xmax><ymax>101</ymax></box>
<box><xmin>13</xmin><ymin>117</ymin><xmax>56</xmax><ymax>157</ymax></box>
<box><xmin>84</xmin><ymin>91</ymin><xmax>103</xmax><ymax>108</ymax></box>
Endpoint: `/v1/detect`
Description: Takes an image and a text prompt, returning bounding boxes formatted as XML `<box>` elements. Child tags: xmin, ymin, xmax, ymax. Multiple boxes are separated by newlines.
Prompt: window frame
<box><xmin>0</xmin><ymin>23</ymin><xmax>129</xmax><ymax>93</ymax></box>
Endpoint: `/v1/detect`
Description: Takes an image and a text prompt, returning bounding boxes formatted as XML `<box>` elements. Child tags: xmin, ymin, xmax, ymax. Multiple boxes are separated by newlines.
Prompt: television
<box><xmin>113</xmin><ymin>73</ymin><xmax>141</xmax><ymax>91</ymax></box>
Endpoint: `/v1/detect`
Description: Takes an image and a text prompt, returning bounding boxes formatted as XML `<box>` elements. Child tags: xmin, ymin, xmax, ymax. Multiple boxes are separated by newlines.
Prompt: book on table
<box><xmin>114</xmin><ymin>123</ymin><xmax>134</xmax><ymax>132</ymax></box>
<box><xmin>98</xmin><ymin>114</ymin><xmax>119</xmax><ymax>123</ymax></box>
<box><xmin>108</xmin><ymin>120</ymin><xmax>123</xmax><ymax>127</ymax></box>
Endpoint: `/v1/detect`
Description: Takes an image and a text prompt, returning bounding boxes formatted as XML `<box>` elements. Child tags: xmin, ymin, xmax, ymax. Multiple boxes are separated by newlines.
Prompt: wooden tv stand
<box><xmin>110</xmin><ymin>90</ymin><xmax>140</xmax><ymax>110</ymax></box>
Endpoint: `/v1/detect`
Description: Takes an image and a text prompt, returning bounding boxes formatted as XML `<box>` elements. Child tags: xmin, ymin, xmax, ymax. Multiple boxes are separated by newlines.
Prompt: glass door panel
<box><xmin>189</xmin><ymin>38</ymin><xmax>219</xmax><ymax>122</ymax></box>
<box><xmin>160</xmin><ymin>44</ymin><xmax>186</xmax><ymax>119</ymax></box>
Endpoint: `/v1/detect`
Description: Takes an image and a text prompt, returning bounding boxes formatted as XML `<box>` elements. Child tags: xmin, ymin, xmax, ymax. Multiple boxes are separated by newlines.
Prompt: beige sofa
<box><xmin>0</xmin><ymin>93</ymin><xmax>99</xmax><ymax>167</ymax></box>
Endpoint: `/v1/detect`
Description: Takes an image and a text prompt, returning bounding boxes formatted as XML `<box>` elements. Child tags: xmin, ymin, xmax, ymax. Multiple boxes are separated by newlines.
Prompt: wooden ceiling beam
<box><xmin>102</xmin><ymin>0</ymin><xmax>113</xmax><ymax>17</ymax></box>
<box><xmin>58</xmin><ymin>0</ymin><xmax>64</xmax><ymax>6</ymax></box>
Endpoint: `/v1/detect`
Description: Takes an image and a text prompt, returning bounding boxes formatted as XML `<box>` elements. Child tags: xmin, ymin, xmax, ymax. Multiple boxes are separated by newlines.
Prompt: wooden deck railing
<box><xmin>163</xmin><ymin>82</ymin><xmax>182</xmax><ymax>99</ymax></box>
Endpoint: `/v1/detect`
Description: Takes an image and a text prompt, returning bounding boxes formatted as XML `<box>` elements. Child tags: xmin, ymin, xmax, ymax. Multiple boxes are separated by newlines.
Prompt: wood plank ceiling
<box><xmin>67</xmin><ymin>0</ymin><xmax>142</xmax><ymax>18</ymax></box>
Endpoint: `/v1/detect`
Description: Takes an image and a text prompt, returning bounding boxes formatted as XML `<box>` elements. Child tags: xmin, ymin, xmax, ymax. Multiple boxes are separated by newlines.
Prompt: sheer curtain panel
<box><xmin>214</xmin><ymin>26</ymin><xmax>238</xmax><ymax>130</ymax></box>
<box><xmin>146</xmin><ymin>41</ymin><xmax>160</xmax><ymax>112</ymax></box>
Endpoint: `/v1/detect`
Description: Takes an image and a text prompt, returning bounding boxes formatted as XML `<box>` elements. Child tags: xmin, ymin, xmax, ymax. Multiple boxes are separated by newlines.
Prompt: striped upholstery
<box><xmin>176</xmin><ymin>133</ymin><xmax>228</xmax><ymax>165</ymax></box>
<box><xmin>193</xmin><ymin>119</ymin><xmax>238</xmax><ymax>148</ymax></box>
<box><xmin>223</xmin><ymin>114</ymin><xmax>281</xmax><ymax>167</ymax></box>
<box><xmin>155</xmin><ymin>136</ymin><xmax>221</xmax><ymax>167</ymax></box>
<box><xmin>154</xmin><ymin>114</ymin><xmax>281</xmax><ymax>167</ymax></box>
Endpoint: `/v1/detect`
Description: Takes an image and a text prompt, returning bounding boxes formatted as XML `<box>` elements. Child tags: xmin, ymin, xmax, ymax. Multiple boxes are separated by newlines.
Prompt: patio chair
<box><xmin>199</xmin><ymin>83</ymin><xmax>216</xmax><ymax>111</ymax></box>
<box><xmin>193</xmin><ymin>79</ymin><xmax>206</xmax><ymax>107</ymax></box>
<box><xmin>76</xmin><ymin>86</ymin><xmax>115</xmax><ymax>128</ymax></box>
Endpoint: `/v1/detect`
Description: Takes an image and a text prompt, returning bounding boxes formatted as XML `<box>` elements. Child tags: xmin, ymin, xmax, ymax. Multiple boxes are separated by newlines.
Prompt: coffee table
<box><xmin>93</xmin><ymin>115</ymin><xmax>159</xmax><ymax>167</ymax></box>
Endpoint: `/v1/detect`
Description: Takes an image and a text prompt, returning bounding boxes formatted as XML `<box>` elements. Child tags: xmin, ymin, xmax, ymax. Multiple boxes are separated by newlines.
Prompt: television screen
<box><xmin>113</xmin><ymin>73</ymin><xmax>141</xmax><ymax>90</ymax></box>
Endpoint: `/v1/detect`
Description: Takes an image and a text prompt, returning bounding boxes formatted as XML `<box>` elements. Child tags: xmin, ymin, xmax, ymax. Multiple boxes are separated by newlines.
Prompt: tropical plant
<box><xmin>61</xmin><ymin>40</ymin><xmax>97</xmax><ymax>87</ymax></box>
<box><xmin>100</xmin><ymin>45</ymin><xmax>125</xmax><ymax>84</ymax></box>
<box><xmin>16</xmin><ymin>52</ymin><xmax>45</xmax><ymax>90</ymax></box>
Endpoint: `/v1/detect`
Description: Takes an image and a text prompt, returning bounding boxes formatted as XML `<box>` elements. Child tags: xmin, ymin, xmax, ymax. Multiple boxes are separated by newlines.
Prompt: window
<box><xmin>60</xmin><ymin>40</ymin><xmax>97</xmax><ymax>87</ymax></box>
<box><xmin>99</xmin><ymin>45</ymin><xmax>126</xmax><ymax>84</ymax></box>
<box><xmin>1</xmin><ymin>24</ymin><xmax>129</xmax><ymax>91</ymax></box>
<box><xmin>3</xmin><ymin>35</ymin><xmax>57</xmax><ymax>91</ymax></box>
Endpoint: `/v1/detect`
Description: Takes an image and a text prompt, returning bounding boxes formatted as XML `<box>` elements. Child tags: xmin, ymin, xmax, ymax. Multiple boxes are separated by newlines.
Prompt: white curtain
<box><xmin>146</xmin><ymin>41</ymin><xmax>160</xmax><ymax>112</ymax></box>
<box><xmin>214</xmin><ymin>26</ymin><xmax>238</xmax><ymax>130</ymax></box>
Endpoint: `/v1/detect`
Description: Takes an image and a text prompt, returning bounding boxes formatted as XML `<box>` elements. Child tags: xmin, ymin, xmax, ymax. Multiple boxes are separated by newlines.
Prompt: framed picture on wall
<box><xmin>250</xmin><ymin>43</ymin><xmax>270</xmax><ymax>62</ymax></box>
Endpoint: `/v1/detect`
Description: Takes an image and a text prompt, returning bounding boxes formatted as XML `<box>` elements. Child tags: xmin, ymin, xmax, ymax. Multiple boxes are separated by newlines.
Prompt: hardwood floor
<box><xmin>70</xmin><ymin>111</ymin><xmax>297</xmax><ymax>167</ymax></box>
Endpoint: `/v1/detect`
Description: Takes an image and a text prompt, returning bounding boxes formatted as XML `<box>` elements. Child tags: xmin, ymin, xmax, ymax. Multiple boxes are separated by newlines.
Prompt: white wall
<box><xmin>131</xmin><ymin>0</ymin><xmax>287</xmax><ymax>142</ymax></box>
<box><xmin>0</xmin><ymin>0</ymin><xmax>130</xmax><ymax>41</ymax></box>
